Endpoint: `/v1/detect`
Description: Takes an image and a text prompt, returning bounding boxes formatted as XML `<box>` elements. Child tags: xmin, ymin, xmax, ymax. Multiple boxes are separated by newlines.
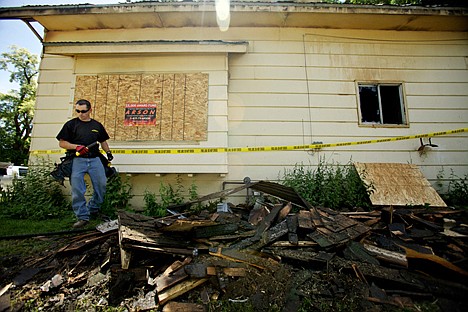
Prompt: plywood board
<box><xmin>354</xmin><ymin>162</ymin><xmax>446</xmax><ymax>207</ymax></box>
<box><xmin>74</xmin><ymin>73</ymin><xmax>208</xmax><ymax>142</ymax></box>
<box><xmin>139</xmin><ymin>74</ymin><xmax>162</xmax><ymax>140</ymax></box>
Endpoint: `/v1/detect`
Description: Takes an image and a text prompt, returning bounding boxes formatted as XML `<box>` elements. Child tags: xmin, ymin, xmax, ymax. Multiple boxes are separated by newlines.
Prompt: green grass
<box><xmin>0</xmin><ymin>216</ymin><xmax>76</xmax><ymax>236</ymax></box>
<box><xmin>0</xmin><ymin>216</ymin><xmax>103</xmax><ymax>258</ymax></box>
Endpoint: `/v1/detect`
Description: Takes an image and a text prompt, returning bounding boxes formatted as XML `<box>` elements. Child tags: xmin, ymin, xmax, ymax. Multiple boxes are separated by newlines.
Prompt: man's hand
<box><xmin>106</xmin><ymin>151</ymin><xmax>114</xmax><ymax>161</ymax></box>
<box><xmin>76</xmin><ymin>145</ymin><xmax>89</xmax><ymax>156</ymax></box>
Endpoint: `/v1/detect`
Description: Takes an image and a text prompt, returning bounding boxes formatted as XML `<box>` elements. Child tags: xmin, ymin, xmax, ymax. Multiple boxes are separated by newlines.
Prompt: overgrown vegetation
<box><xmin>437</xmin><ymin>169</ymin><xmax>468</xmax><ymax>208</ymax></box>
<box><xmin>280</xmin><ymin>159</ymin><xmax>373</xmax><ymax>210</ymax></box>
<box><xmin>0</xmin><ymin>162</ymin><xmax>71</xmax><ymax>220</ymax></box>
<box><xmin>143</xmin><ymin>175</ymin><xmax>201</xmax><ymax>217</ymax></box>
<box><xmin>100</xmin><ymin>174</ymin><xmax>133</xmax><ymax>219</ymax></box>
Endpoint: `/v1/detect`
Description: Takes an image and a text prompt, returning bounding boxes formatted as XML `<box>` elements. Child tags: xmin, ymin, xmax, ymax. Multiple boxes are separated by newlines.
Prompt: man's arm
<box><xmin>101</xmin><ymin>141</ymin><xmax>113</xmax><ymax>161</ymax></box>
<box><xmin>60</xmin><ymin>139</ymin><xmax>89</xmax><ymax>156</ymax></box>
<box><xmin>101</xmin><ymin>141</ymin><xmax>111</xmax><ymax>154</ymax></box>
<box><xmin>59</xmin><ymin>139</ymin><xmax>79</xmax><ymax>150</ymax></box>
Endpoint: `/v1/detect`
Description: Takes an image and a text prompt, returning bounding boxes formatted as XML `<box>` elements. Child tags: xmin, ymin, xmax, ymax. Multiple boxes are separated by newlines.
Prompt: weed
<box><xmin>437</xmin><ymin>169</ymin><xmax>468</xmax><ymax>208</ymax></box>
<box><xmin>187</xmin><ymin>181</ymin><xmax>207</xmax><ymax>214</ymax></box>
<box><xmin>143</xmin><ymin>189</ymin><xmax>166</xmax><ymax>217</ymax></box>
<box><xmin>159</xmin><ymin>180</ymin><xmax>184</xmax><ymax>208</ymax></box>
<box><xmin>143</xmin><ymin>175</ymin><xmax>199</xmax><ymax>217</ymax></box>
<box><xmin>0</xmin><ymin>162</ymin><xmax>71</xmax><ymax>220</ymax></box>
<box><xmin>189</xmin><ymin>180</ymin><xmax>199</xmax><ymax>201</ymax></box>
<box><xmin>100</xmin><ymin>174</ymin><xmax>133</xmax><ymax>218</ymax></box>
<box><xmin>280</xmin><ymin>159</ymin><xmax>372</xmax><ymax>210</ymax></box>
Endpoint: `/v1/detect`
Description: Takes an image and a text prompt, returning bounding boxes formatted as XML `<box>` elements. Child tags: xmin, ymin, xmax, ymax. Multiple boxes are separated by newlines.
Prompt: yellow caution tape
<box><xmin>30</xmin><ymin>127</ymin><xmax>467</xmax><ymax>156</ymax></box>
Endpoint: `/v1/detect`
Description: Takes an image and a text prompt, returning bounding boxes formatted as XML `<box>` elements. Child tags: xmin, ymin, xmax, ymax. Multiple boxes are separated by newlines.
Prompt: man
<box><xmin>56</xmin><ymin>99</ymin><xmax>114</xmax><ymax>228</ymax></box>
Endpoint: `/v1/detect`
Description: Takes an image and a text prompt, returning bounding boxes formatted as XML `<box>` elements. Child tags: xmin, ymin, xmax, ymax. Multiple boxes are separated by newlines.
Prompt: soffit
<box><xmin>0</xmin><ymin>2</ymin><xmax>467</xmax><ymax>32</ymax></box>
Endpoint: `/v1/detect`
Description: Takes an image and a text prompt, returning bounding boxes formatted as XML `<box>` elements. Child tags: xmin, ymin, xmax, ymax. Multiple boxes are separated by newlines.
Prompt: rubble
<box><xmin>1</xmin><ymin>181</ymin><xmax>467</xmax><ymax>311</ymax></box>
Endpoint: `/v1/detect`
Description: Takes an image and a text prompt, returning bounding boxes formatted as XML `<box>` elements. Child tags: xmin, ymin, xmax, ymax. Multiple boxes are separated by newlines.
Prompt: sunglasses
<box><xmin>75</xmin><ymin>109</ymin><xmax>90</xmax><ymax>113</ymax></box>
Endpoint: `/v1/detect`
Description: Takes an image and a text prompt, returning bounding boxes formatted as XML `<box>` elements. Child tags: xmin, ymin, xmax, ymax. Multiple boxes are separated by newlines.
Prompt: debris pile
<box><xmin>1</xmin><ymin>181</ymin><xmax>467</xmax><ymax>312</ymax></box>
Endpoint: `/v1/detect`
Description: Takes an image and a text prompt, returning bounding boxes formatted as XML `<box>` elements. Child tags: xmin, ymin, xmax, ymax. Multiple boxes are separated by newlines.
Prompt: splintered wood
<box><xmin>112</xmin><ymin>180</ymin><xmax>468</xmax><ymax>310</ymax></box>
<box><xmin>74</xmin><ymin>73</ymin><xmax>208</xmax><ymax>142</ymax></box>
<box><xmin>354</xmin><ymin>162</ymin><xmax>447</xmax><ymax>207</ymax></box>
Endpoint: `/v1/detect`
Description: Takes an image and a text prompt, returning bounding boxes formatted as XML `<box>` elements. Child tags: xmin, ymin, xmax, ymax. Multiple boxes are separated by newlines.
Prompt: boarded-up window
<box><xmin>73</xmin><ymin>73</ymin><xmax>208</xmax><ymax>141</ymax></box>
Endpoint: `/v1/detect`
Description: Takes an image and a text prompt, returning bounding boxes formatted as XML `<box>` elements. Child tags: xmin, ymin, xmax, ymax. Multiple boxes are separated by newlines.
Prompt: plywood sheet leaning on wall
<box><xmin>73</xmin><ymin>73</ymin><xmax>209</xmax><ymax>142</ymax></box>
<box><xmin>354</xmin><ymin>162</ymin><xmax>447</xmax><ymax>207</ymax></box>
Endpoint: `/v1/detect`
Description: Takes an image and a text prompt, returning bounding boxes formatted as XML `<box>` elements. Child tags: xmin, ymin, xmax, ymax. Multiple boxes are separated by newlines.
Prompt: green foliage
<box><xmin>280</xmin><ymin>159</ymin><xmax>372</xmax><ymax>210</ymax></box>
<box><xmin>188</xmin><ymin>181</ymin><xmax>199</xmax><ymax>201</ymax></box>
<box><xmin>0</xmin><ymin>162</ymin><xmax>71</xmax><ymax>220</ymax></box>
<box><xmin>160</xmin><ymin>175</ymin><xmax>186</xmax><ymax>208</ymax></box>
<box><xmin>0</xmin><ymin>45</ymin><xmax>38</xmax><ymax>165</ymax></box>
<box><xmin>143</xmin><ymin>176</ymin><xmax>201</xmax><ymax>217</ymax></box>
<box><xmin>437</xmin><ymin>169</ymin><xmax>468</xmax><ymax>208</ymax></box>
<box><xmin>143</xmin><ymin>189</ymin><xmax>167</xmax><ymax>217</ymax></box>
<box><xmin>100</xmin><ymin>174</ymin><xmax>133</xmax><ymax>219</ymax></box>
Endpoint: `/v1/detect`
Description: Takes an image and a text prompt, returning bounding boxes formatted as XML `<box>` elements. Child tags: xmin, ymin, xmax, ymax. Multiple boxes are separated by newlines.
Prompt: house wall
<box><xmin>226</xmin><ymin>28</ymin><xmax>468</xmax><ymax>186</ymax></box>
<box><xmin>30</xmin><ymin>27</ymin><xmax>468</xmax><ymax>207</ymax></box>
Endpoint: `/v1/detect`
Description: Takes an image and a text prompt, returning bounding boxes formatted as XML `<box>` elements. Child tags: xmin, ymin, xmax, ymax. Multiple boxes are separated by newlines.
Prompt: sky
<box><xmin>0</xmin><ymin>0</ymin><xmax>125</xmax><ymax>93</ymax></box>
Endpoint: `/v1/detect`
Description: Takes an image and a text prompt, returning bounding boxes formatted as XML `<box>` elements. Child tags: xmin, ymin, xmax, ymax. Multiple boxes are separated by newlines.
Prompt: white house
<box><xmin>1</xmin><ymin>1</ymin><xmax>467</xmax><ymax>206</ymax></box>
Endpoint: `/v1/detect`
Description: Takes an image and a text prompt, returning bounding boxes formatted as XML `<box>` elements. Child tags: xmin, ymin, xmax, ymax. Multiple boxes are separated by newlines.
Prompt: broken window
<box><xmin>357</xmin><ymin>83</ymin><xmax>407</xmax><ymax>126</ymax></box>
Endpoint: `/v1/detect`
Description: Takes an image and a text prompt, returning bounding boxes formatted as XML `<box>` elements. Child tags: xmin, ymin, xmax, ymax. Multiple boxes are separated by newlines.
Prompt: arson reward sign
<box><xmin>124</xmin><ymin>103</ymin><xmax>157</xmax><ymax>126</ymax></box>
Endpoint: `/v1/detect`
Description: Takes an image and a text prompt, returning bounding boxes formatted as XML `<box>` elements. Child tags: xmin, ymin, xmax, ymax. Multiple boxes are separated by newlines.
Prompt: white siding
<box><xmin>226</xmin><ymin>28</ymin><xmax>468</xmax><ymax>189</ymax></box>
<box><xmin>30</xmin><ymin>55</ymin><xmax>75</xmax><ymax>151</ymax></box>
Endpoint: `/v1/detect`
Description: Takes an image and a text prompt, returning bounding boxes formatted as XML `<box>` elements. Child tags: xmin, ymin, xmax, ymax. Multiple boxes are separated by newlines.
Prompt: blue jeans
<box><xmin>70</xmin><ymin>157</ymin><xmax>107</xmax><ymax>221</ymax></box>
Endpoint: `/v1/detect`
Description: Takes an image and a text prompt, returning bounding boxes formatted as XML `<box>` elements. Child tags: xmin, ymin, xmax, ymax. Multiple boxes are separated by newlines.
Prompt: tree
<box><xmin>0</xmin><ymin>46</ymin><xmax>38</xmax><ymax>165</ymax></box>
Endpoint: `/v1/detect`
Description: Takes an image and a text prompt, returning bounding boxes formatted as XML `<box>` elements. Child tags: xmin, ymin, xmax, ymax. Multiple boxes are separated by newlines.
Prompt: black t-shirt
<box><xmin>56</xmin><ymin>118</ymin><xmax>110</xmax><ymax>157</ymax></box>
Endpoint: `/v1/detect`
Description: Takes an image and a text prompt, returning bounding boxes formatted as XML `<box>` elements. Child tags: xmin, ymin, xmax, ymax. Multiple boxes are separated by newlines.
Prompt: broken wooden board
<box><xmin>162</xmin><ymin>302</ymin><xmax>206</xmax><ymax>312</ymax></box>
<box><xmin>343</xmin><ymin>241</ymin><xmax>380</xmax><ymax>266</ymax></box>
<box><xmin>249</xmin><ymin>181</ymin><xmax>323</xmax><ymax>227</ymax></box>
<box><xmin>363</xmin><ymin>243</ymin><xmax>407</xmax><ymax>267</ymax></box>
<box><xmin>307</xmin><ymin>211</ymin><xmax>370</xmax><ymax>249</ymax></box>
<box><xmin>208</xmin><ymin>247</ymin><xmax>279</xmax><ymax>270</ymax></box>
<box><xmin>183</xmin><ymin>263</ymin><xmax>247</xmax><ymax>278</ymax></box>
<box><xmin>118</xmin><ymin>211</ymin><xmax>199</xmax><ymax>268</ymax></box>
<box><xmin>206</xmin><ymin>267</ymin><xmax>246</xmax><ymax>277</ymax></box>
<box><xmin>57</xmin><ymin>231</ymin><xmax>116</xmax><ymax>254</ymax></box>
<box><xmin>158</xmin><ymin>278</ymin><xmax>208</xmax><ymax>306</ymax></box>
<box><xmin>266</xmin><ymin>249</ymin><xmax>334</xmax><ymax>268</ymax></box>
<box><xmin>193</xmin><ymin>223</ymin><xmax>239</xmax><ymax>238</ymax></box>
<box><xmin>404</xmin><ymin>247</ymin><xmax>468</xmax><ymax>283</ymax></box>
<box><xmin>155</xmin><ymin>267</ymin><xmax>189</xmax><ymax>293</ymax></box>
<box><xmin>160</xmin><ymin>219</ymin><xmax>218</xmax><ymax>233</ymax></box>
<box><xmin>297</xmin><ymin>210</ymin><xmax>315</xmax><ymax>231</ymax></box>
<box><xmin>229</xmin><ymin>203</ymin><xmax>286</xmax><ymax>250</ymax></box>
<box><xmin>118</xmin><ymin>211</ymin><xmax>192</xmax><ymax>248</ymax></box>
<box><xmin>354</xmin><ymin>162</ymin><xmax>446</xmax><ymax>207</ymax></box>
<box><xmin>341</xmin><ymin>258</ymin><xmax>468</xmax><ymax>302</ymax></box>
<box><xmin>269</xmin><ymin>241</ymin><xmax>317</xmax><ymax>247</ymax></box>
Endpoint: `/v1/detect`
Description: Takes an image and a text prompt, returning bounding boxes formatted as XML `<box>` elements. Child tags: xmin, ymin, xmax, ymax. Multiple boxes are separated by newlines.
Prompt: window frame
<box><xmin>356</xmin><ymin>82</ymin><xmax>409</xmax><ymax>128</ymax></box>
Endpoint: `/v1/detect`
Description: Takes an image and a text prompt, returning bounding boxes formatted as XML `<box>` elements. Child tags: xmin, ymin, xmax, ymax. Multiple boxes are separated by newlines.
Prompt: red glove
<box><xmin>76</xmin><ymin>145</ymin><xmax>89</xmax><ymax>156</ymax></box>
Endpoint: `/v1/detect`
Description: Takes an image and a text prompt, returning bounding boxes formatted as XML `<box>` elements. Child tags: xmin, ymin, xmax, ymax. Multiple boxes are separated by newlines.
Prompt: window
<box><xmin>358</xmin><ymin>83</ymin><xmax>407</xmax><ymax>126</ymax></box>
